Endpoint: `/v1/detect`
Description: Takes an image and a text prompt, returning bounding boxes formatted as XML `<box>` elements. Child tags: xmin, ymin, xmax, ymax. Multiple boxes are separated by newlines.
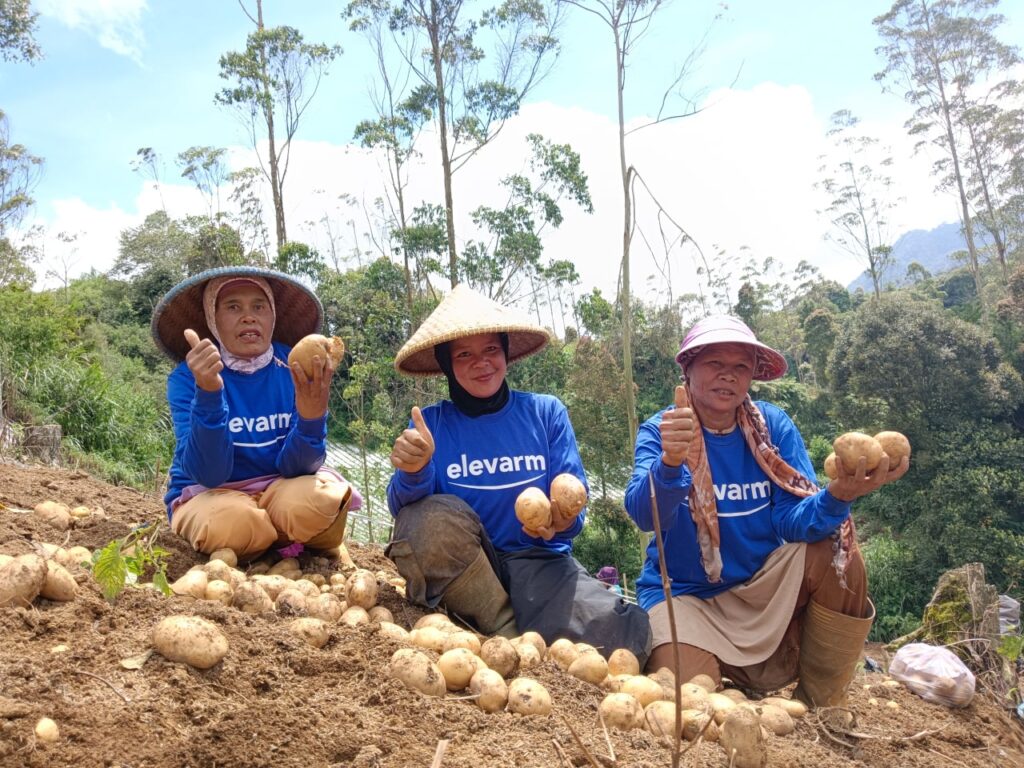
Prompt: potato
<box><xmin>514</xmin><ymin>486</ymin><xmax>552</xmax><ymax>530</ymax></box>
<box><xmin>251</xmin><ymin>574</ymin><xmax>290</xmax><ymax>601</ymax></box>
<box><xmin>292</xmin><ymin>579</ymin><xmax>321</xmax><ymax>600</ymax></box>
<box><xmin>368</xmin><ymin>606</ymin><xmax>394</xmax><ymax>624</ymax></box>
<box><xmin>757</xmin><ymin>703</ymin><xmax>794</xmax><ymax>736</ymax></box>
<box><xmin>599</xmin><ymin>692</ymin><xmax>643</xmax><ymax>730</ymax></box>
<box><xmin>152</xmin><ymin>615</ymin><xmax>228</xmax><ymax>669</ymax></box>
<box><xmin>832</xmin><ymin>431</ymin><xmax>884</xmax><ymax>473</ymax></box>
<box><xmin>568</xmin><ymin>651</ymin><xmax>609</xmax><ymax>685</ymax></box>
<box><xmin>621</xmin><ymin>675</ymin><xmax>665</xmax><ymax>708</ymax></box>
<box><xmin>720</xmin><ymin>687</ymin><xmax>747</xmax><ymax>702</ymax></box>
<box><xmin>40</xmin><ymin>561</ymin><xmax>77</xmax><ymax>602</ymax></box>
<box><xmin>643</xmin><ymin>700</ymin><xmax>681</xmax><ymax>740</ymax></box>
<box><xmin>469</xmin><ymin>668</ymin><xmax>509</xmax><ymax>713</ymax></box>
<box><xmin>575</xmin><ymin>641</ymin><xmax>598</xmax><ymax>655</ymax></box>
<box><xmin>64</xmin><ymin>546</ymin><xmax>93</xmax><ymax>567</ymax></box>
<box><xmin>34</xmin><ymin>500</ymin><xmax>71</xmax><ymax>531</ymax></box>
<box><xmin>231</xmin><ymin>581</ymin><xmax>274</xmax><ymax>614</ymax></box>
<box><xmin>442</xmin><ymin>630</ymin><xmax>482</xmax><ymax>655</ymax></box>
<box><xmin>329</xmin><ymin>572</ymin><xmax>347</xmax><ymax>587</ymax></box>
<box><xmin>307</xmin><ymin>593</ymin><xmax>344</xmax><ymax>622</ymax></box>
<box><xmin>202</xmin><ymin>558</ymin><xmax>234</xmax><ymax>584</ymax></box>
<box><xmin>171</xmin><ymin>569</ymin><xmax>208</xmax><ymax>600</ymax></box>
<box><xmin>275</xmin><ymin>588</ymin><xmax>308</xmax><ymax>616</ymax></box>
<box><xmin>677</xmin><ymin>682</ymin><xmax>709</xmax><ymax>711</ymax></box>
<box><xmin>874</xmin><ymin>430</ymin><xmax>911</xmax><ymax>466</ymax></box>
<box><xmin>387</xmin><ymin>648</ymin><xmax>446</xmax><ymax>697</ymax></box>
<box><xmin>377</xmin><ymin>621</ymin><xmax>410</xmax><ymax>641</ymax></box>
<box><xmin>549</xmin><ymin>473</ymin><xmax>588</xmax><ymax>519</ymax></box>
<box><xmin>548</xmin><ymin>638</ymin><xmax>580</xmax><ymax>670</ymax></box>
<box><xmin>414</xmin><ymin>612</ymin><xmax>454</xmax><ymax>630</ymax></box>
<box><xmin>681</xmin><ymin>709</ymin><xmax>719</xmax><ymax>742</ymax></box>
<box><xmin>760</xmin><ymin>696</ymin><xmax>806</xmax><ymax>719</ymax></box>
<box><xmin>345</xmin><ymin>569</ymin><xmax>379</xmax><ymax>609</ymax></box>
<box><xmin>290</xmin><ymin>617</ymin><xmax>330</xmax><ymax>648</ymax></box>
<box><xmin>507</xmin><ymin>677</ymin><xmax>552</xmax><ymax>716</ymax></box>
<box><xmin>648</xmin><ymin>666</ymin><xmax>676</xmax><ymax>697</ymax></box>
<box><xmin>288</xmin><ymin>334</ymin><xmax>345</xmax><ymax>378</ymax></box>
<box><xmin>720</xmin><ymin>708</ymin><xmax>767</xmax><ymax>768</ymax></box>
<box><xmin>824</xmin><ymin>452</ymin><xmax>839</xmax><ymax>480</ymax></box>
<box><xmin>517</xmin><ymin>630</ymin><xmax>547</xmax><ymax>660</ymax></box>
<box><xmin>305</xmin><ymin>573</ymin><xmax>327</xmax><ymax>587</ymax></box>
<box><xmin>513</xmin><ymin>640</ymin><xmax>542</xmax><ymax>669</ymax></box>
<box><xmin>607</xmin><ymin>648</ymin><xmax>640</xmax><ymax>677</ymax></box>
<box><xmin>208</xmin><ymin>548</ymin><xmax>238</xmax><ymax>568</ymax></box>
<box><xmin>35</xmin><ymin>717</ymin><xmax>59</xmax><ymax>743</ymax></box>
<box><xmin>437</xmin><ymin>647</ymin><xmax>487</xmax><ymax>691</ymax></box>
<box><xmin>602</xmin><ymin>673</ymin><xmax>632</xmax><ymax>693</ymax></box>
<box><xmin>687</xmin><ymin>673</ymin><xmax>716</xmax><ymax>692</ymax></box>
<box><xmin>204</xmin><ymin>579</ymin><xmax>233</xmax><ymax>605</ymax></box>
<box><xmin>708</xmin><ymin>692</ymin><xmax>738</xmax><ymax>724</ymax></box>
<box><xmin>341</xmin><ymin>606</ymin><xmax>370</xmax><ymax>626</ymax></box>
<box><xmin>0</xmin><ymin>553</ymin><xmax>47</xmax><ymax>606</ymax></box>
<box><xmin>480</xmin><ymin>636</ymin><xmax>519</xmax><ymax>678</ymax></box>
<box><xmin>268</xmin><ymin>557</ymin><xmax>301</xmax><ymax>576</ymax></box>
<box><xmin>410</xmin><ymin>625</ymin><xmax>447</xmax><ymax>652</ymax></box>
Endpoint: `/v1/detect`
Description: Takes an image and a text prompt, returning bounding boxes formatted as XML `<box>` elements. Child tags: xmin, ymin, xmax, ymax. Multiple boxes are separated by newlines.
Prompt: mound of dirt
<box><xmin>0</xmin><ymin>459</ymin><xmax>1021</xmax><ymax>768</ymax></box>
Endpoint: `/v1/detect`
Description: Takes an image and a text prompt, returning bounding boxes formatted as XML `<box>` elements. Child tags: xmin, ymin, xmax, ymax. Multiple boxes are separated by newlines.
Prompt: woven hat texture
<box><xmin>675</xmin><ymin>314</ymin><xmax>787</xmax><ymax>381</ymax></box>
<box><xmin>395</xmin><ymin>284</ymin><xmax>552</xmax><ymax>376</ymax></box>
<box><xmin>152</xmin><ymin>266</ymin><xmax>323</xmax><ymax>362</ymax></box>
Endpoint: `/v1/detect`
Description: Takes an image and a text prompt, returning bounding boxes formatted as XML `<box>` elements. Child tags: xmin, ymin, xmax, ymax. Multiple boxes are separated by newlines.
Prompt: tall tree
<box><xmin>345</xmin><ymin>0</ymin><xmax>562</xmax><ymax>287</ymax></box>
<box><xmin>217</xmin><ymin>0</ymin><xmax>341</xmax><ymax>250</ymax></box>
<box><xmin>0</xmin><ymin>0</ymin><xmax>40</xmax><ymax>62</ymax></box>
<box><xmin>816</xmin><ymin>110</ymin><xmax>898</xmax><ymax>299</ymax></box>
<box><xmin>0</xmin><ymin>109</ymin><xmax>42</xmax><ymax>235</ymax></box>
<box><xmin>874</xmin><ymin>0</ymin><xmax>1020</xmax><ymax>303</ymax></box>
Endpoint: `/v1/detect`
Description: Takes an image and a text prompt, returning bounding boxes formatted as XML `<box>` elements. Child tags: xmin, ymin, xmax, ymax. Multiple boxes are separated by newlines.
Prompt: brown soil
<box><xmin>1</xmin><ymin>459</ymin><xmax>1022</xmax><ymax>768</ymax></box>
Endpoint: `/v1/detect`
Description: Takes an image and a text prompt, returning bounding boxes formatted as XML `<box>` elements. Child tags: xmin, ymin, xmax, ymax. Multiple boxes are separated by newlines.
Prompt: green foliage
<box><xmin>91</xmin><ymin>522</ymin><xmax>172</xmax><ymax>601</ymax></box>
<box><xmin>0</xmin><ymin>0</ymin><xmax>40</xmax><ymax>62</ymax></box>
<box><xmin>572</xmin><ymin>498</ymin><xmax>643</xmax><ymax>589</ymax></box>
<box><xmin>997</xmin><ymin>633</ymin><xmax>1024</xmax><ymax>664</ymax></box>
<box><xmin>862</xmin><ymin>533</ymin><xmax>931</xmax><ymax>641</ymax></box>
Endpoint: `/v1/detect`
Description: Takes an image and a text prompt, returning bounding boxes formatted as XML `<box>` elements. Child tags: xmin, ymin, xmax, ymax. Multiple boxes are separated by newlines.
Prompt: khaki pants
<box><xmin>171</xmin><ymin>471</ymin><xmax>351</xmax><ymax>558</ymax></box>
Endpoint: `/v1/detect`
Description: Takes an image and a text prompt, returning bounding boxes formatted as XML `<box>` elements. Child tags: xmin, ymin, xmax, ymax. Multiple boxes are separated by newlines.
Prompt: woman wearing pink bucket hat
<box><xmin>624</xmin><ymin>314</ymin><xmax>908</xmax><ymax>708</ymax></box>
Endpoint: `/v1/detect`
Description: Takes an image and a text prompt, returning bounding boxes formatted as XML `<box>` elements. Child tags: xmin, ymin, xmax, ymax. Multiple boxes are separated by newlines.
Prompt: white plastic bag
<box><xmin>889</xmin><ymin>643</ymin><xmax>975</xmax><ymax>707</ymax></box>
<box><xmin>998</xmin><ymin>594</ymin><xmax>1020</xmax><ymax>636</ymax></box>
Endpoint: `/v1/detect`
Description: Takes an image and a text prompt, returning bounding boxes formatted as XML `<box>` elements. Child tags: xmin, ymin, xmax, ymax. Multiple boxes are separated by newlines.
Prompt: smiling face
<box><xmin>685</xmin><ymin>342</ymin><xmax>755</xmax><ymax>428</ymax></box>
<box><xmin>449</xmin><ymin>332</ymin><xmax>508</xmax><ymax>398</ymax></box>
<box><xmin>214</xmin><ymin>284</ymin><xmax>274</xmax><ymax>358</ymax></box>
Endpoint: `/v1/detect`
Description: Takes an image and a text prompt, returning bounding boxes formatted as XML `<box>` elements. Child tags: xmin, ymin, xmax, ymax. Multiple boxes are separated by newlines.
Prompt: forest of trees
<box><xmin>1</xmin><ymin>0</ymin><xmax>1022</xmax><ymax>641</ymax></box>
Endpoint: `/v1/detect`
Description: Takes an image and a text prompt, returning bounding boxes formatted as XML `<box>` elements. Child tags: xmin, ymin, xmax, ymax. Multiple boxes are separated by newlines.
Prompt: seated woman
<box><xmin>386</xmin><ymin>285</ymin><xmax>651</xmax><ymax>664</ymax></box>
<box><xmin>152</xmin><ymin>266</ymin><xmax>359</xmax><ymax>561</ymax></box>
<box><xmin>624</xmin><ymin>315</ymin><xmax>908</xmax><ymax>706</ymax></box>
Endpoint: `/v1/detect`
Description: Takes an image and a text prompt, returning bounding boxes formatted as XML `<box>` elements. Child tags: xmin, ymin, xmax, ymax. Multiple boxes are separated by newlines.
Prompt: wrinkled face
<box><xmin>450</xmin><ymin>332</ymin><xmax>507</xmax><ymax>398</ymax></box>
<box><xmin>214</xmin><ymin>284</ymin><xmax>274</xmax><ymax>358</ymax></box>
<box><xmin>685</xmin><ymin>343</ymin><xmax>755</xmax><ymax>424</ymax></box>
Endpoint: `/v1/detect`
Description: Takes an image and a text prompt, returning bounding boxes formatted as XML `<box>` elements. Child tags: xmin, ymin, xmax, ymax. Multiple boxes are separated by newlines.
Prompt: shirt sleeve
<box><xmin>624</xmin><ymin>410</ymin><xmax>690</xmax><ymax>533</ymax></box>
<box><xmin>763</xmin><ymin>404</ymin><xmax>852</xmax><ymax>541</ymax></box>
<box><xmin>275</xmin><ymin>415</ymin><xmax>328</xmax><ymax>478</ymax></box>
<box><xmin>168</xmin><ymin>369</ymin><xmax>234</xmax><ymax>489</ymax></box>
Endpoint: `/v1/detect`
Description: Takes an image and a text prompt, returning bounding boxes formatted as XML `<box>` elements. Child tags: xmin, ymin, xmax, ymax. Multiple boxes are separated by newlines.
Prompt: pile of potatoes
<box><xmin>0</xmin><ymin>543</ymin><xmax>87</xmax><ymax>607</ymax></box>
<box><xmin>33</xmin><ymin>500</ymin><xmax>101</xmax><ymax>531</ymax></box>
<box><xmin>824</xmin><ymin>430</ymin><xmax>911</xmax><ymax>480</ymax></box>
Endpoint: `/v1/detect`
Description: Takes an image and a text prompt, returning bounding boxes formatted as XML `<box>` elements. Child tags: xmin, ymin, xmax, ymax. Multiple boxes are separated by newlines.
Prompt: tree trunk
<box><xmin>256</xmin><ymin>0</ymin><xmax>287</xmax><ymax>250</ymax></box>
<box><xmin>966</xmin><ymin>120</ymin><xmax>1008</xmax><ymax>283</ymax></box>
<box><xmin>428</xmin><ymin>0</ymin><xmax>458</xmax><ymax>288</ymax></box>
<box><xmin>615</xmin><ymin>30</ymin><xmax>638</xmax><ymax>446</ymax></box>
<box><xmin>21</xmin><ymin>424</ymin><xmax>61</xmax><ymax>464</ymax></box>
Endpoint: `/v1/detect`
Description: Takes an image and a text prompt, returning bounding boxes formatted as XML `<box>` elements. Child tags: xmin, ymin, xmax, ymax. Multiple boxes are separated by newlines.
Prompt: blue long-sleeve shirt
<box><xmin>387</xmin><ymin>391</ymin><xmax>588</xmax><ymax>554</ymax></box>
<box><xmin>624</xmin><ymin>400</ymin><xmax>851</xmax><ymax>609</ymax></box>
<box><xmin>164</xmin><ymin>341</ymin><xmax>327</xmax><ymax>516</ymax></box>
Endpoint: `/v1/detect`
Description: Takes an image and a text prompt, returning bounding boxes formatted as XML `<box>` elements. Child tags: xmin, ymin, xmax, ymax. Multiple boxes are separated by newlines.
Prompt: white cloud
<box><xmin>29</xmin><ymin>82</ymin><xmax>960</xmax><ymax>310</ymax></box>
<box><xmin>37</xmin><ymin>0</ymin><xmax>148</xmax><ymax>63</ymax></box>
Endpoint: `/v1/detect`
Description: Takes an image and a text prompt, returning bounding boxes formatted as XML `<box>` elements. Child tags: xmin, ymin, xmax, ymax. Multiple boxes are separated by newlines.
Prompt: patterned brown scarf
<box><xmin>678</xmin><ymin>384</ymin><xmax>856</xmax><ymax>584</ymax></box>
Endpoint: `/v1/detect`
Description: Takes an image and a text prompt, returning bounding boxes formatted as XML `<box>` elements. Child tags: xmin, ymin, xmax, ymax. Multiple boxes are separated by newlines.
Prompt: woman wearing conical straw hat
<box><xmin>152</xmin><ymin>266</ymin><xmax>361</xmax><ymax>562</ymax></box>
<box><xmin>386</xmin><ymin>285</ymin><xmax>652</xmax><ymax>664</ymax></box>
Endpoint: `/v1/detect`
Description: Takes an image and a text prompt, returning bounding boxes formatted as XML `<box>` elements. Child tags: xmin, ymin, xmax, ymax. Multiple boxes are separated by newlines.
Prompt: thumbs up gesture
<box><xmin>183</xmin><ymin>328</ymin><xmax>224</xmax><ymax>393</ymax></box>
<box><xmin>660</xmin><ymin>385</ymin><xmax>696</xmax><ymax>467</ymax></box>
<box><xmin>390</xmin><ymin>406</ymin><xmax>436</xmax><ymax>473</ymax></box>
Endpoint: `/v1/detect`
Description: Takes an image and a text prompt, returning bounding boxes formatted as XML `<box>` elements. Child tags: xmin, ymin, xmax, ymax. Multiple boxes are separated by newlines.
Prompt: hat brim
<box><xmin>395</xmin><ymin>285</ymin><xmax>552</xmax><ymax>376</ymax></box>
<box><xmin>675</xmin><ymin>336</ymin><xmax>788</xmax><ymax>381</ymax></box>
<box><xmin>151</xmin><ymin>266</ymin><xmax>323</xmax><ymax>362</ymax></box>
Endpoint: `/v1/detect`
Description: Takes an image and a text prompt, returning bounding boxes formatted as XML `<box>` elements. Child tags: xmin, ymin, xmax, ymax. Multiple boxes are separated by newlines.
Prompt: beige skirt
<box><xmin>648</xmin><ymin>542</ymin><xmax>806</xmax><ymax>667</ymax></box>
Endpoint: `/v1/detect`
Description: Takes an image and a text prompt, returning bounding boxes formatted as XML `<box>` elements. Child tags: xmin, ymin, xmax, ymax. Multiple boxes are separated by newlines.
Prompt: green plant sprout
<box><xmin>91</xmin><ymin>521</ymin><xmax>172</xmax><ymax>600</ymax></box>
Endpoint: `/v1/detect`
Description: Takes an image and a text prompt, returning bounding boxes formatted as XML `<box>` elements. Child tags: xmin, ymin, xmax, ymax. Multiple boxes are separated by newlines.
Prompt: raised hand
<box><xmin>660</xmin><ymin>385</ymin><xmax>696</xmax><ymax>467</ymax></box>
<box><xmin>390</xmin><ymin>406</ymin><xmax>435</xmax><ymax>473</ymax></box>
<box><xmin>290</xmin><ymin>351</ymin><xmax>335</xmax><ymax>421</ymax></box>
<box><xmin>184</xmin><ymin>328</ymin><xmax>224</xmax><ymax>393</ymax></box>
<box><xmin>827</xmin><ymin>453</ymin><xmax>910</xmax><ymax>503</ymax></box>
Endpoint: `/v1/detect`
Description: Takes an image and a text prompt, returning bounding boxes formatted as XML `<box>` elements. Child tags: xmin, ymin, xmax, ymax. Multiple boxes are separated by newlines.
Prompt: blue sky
<box><xmin>3</xmin><ymin>0</ymin><xmax>1022</xmax><ymax>302</ymax></box>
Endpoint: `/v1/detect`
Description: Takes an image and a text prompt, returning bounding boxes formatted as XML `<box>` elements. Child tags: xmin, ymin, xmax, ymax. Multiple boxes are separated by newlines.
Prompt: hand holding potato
<box><xmin>826</xmin><ymin>430</ymin><xmax>910</xmax><ymax>502</ymax></box>
<box><xmin>289</xmin><ymin>351</ymin><xmax>335</xmax><ymax>421</ymax></box>
<box><xmin>184</xmin><ymin>328</ymin><xmax>224</xmax><ymax>393</ymax></box>
<box><xmin>660</xmin><ymin>385</ymin><xmax>696</xmax><ymax>467</ymax></box>
<box><xmin>390</xmin><ymin>406</ymin><xmax>435</xmax><ymax>473</ymax></box>
<box><xmin>827</xmin><ymin>452</ymin><xmax>909</xmax><ymax>502</ymax></box>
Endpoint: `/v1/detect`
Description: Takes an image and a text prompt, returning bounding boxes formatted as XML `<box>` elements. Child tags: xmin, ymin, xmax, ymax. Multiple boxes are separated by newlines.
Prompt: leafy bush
<box><xmin>862</xmin><ymin>533</ymin><xmax>930</xmax><ymax>641</ymax></box>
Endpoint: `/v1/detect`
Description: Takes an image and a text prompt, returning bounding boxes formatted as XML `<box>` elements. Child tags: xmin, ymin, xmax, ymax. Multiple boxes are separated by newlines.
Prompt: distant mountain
<box><xmin>847</xmin><ymin>221</ymin><xmax>989</xmax><ymax>293</ymax></box>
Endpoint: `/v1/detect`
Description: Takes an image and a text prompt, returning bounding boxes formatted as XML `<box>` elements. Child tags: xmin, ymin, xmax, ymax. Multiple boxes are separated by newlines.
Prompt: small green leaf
<box><xmin>92</xmin><ymin>542</ymin><xmax>129</xmax><ymax>601</ymax></box>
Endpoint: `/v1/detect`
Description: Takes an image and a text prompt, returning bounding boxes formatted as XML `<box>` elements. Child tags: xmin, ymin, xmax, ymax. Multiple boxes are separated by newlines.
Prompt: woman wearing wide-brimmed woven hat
<box><xmin>152</xmin><ymin>266</ymin><xmax>360</xmax><ymax>561</ymax></box>
<box><xmin>624</xmin><ymin>315</ymin><xmax>908</xmax><ymax>707</ymax></box>
<box><xmin>385</xmin><ymin>285</ymin><xmax>652</xmax><ymax>664</ymax></box>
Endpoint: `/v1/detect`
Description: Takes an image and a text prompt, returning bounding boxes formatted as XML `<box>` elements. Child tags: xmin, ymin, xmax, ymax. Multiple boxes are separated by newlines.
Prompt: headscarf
<box><xmin>202</xmin><ymin>276</ymin><xmax>277</xmax><ymax>373</ymax></box>
<box><xmin>434</xmin><ymin>333</ymin><xmax>511</xmax><ymax>417</ymax></box>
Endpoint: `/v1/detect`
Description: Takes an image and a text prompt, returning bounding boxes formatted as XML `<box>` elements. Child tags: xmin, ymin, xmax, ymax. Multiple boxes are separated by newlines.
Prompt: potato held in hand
<box><xmin>549</xmin><ymin>473</ymin><xmax>588</xmax><ymax>520</ymax></box>
<box><xmin>515</xmin><ymin>486</ymin><xmax>552</xmax><ymax>530</ymax></box>
<box><xmin>832</xmin><ymin>431</ymin><xmax>884</xmax><ymax>473</ymax></box>
<box><xmin>288</xmin><ymin>334</ymin><xmax>345</xmax><ymax>378</ymax></box>
<box><xmin>874</xmin><ymin>430</ymin><xmax>911</xmax><ymax>467</ymax></box>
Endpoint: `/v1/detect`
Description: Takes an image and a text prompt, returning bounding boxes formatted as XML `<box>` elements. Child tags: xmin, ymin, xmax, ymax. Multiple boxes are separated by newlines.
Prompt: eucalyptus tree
<box><xmin>874</xmin><ymin>0</ymin><xmax>1020</xmax><ymax>302</ymax></box>
<box><xmin>0</xmin><ymin>0</ymin><xmax>40</xmax><ymax>62</ymax></box>
<box><xmin>345</xmin><ymin>0</ymin><xmax>562</xmax><ymax>288</ymax></box>
<box><xmin>217</xmin><ymin>0</ymin><xmax>341</xmax><ymax>249</ymax></box>
<box><xmin>816</xmin><ymin>110</ymin><xmax>898</xmax><ymax>299</ymax></box>
<box><xmin>176</xmin><ymin>146</ymin><xmax>229</xmax><ymax>222</ymax></box>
